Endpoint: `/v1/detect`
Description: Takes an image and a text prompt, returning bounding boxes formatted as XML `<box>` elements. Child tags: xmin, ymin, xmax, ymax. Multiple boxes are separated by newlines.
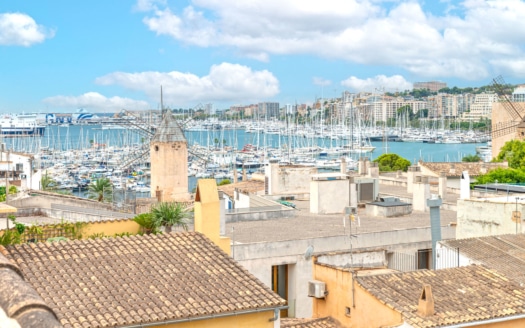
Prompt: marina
<box><xmin>0</xmin><ymin>119</ymin><xmax>488</xmax><ymax>198</ymax></box>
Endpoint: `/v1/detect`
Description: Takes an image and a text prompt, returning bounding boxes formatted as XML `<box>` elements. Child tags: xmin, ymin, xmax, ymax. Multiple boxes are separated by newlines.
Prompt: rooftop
<box><xmin>357</xmin><ymin>265</ymin><xmax>525</xmax><ymax>328</ymax></box>
<box><xmin>151</xmin><ymin>113</ymin><xmax>186</xmax><ymax>143</ymax></box>
<box><xmin>224</xmin><ymin>183</ymin><xmax>457</xmax><ymax>244</ymax></box>
<box><xmin>3</xmin><ymin>232</ymin><xmax>285</xmax><ymax>328</ymax></box>
<box><xmin>441</xmin><ymin>234</ymin><xmax>525</xmax><ymax>286</ymax></box>
<box><xmin>281</xmin><ymin>316</ymin><xmax>342</xmax><ymax>328</ymax></box>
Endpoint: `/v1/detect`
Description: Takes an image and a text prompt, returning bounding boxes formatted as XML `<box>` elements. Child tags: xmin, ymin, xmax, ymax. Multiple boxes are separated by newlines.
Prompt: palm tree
<box><xmin>87</xmin><ymin>177</ymin><xmax>113</xmax><ymax>202</ymax></box>
<box><xmin>151</xmin><ymin>202</ymin><xmax>188</xmax><ymax>233</ymax></box>
<box><xmin>40</xmin><ymin>172</ymin><xmax>56</xmax><ymax>191</ymax></box>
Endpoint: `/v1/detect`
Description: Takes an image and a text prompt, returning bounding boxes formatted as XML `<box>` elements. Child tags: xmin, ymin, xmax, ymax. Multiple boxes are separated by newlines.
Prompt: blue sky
<box><xmin>1</xmin><ymin>0</ymin><xmax>525</xmax><ymax>113</ymax></box>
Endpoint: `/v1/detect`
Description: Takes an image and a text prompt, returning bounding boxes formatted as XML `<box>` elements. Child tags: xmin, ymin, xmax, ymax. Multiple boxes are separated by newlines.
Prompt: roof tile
<box><xmin>357</xmin><ymin>265</ymin><xmax>525</xmax><ymax>327</ymax></box>
<box><xmin>4</xmin><ymin>232</ymin><xmax>285</xmax><ymax>327</ymax></box>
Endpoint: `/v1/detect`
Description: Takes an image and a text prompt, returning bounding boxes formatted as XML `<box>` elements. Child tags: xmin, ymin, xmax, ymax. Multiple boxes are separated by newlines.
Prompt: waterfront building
<box><xmin>512</xmin><ymin>85</ymin><xmax>525</xmax><ymax>102</ymax></box>
<box><xmin>462</xmin><ymin>92</ymin><xmax>498</xmax><ymax>120</ymax></box>
<box><xmin>257</xmin><ymin>102</ymin><xmax>280</xmax><ymax>119</ymax></box>
<box><xmin>428</xmin><ymin>93</ymin><xmax>475</xmax><ymax>118</ymax></box>
<box><xmin>413</xmin><ymin>81</ymin><xmax>447</xmax><ymax>92</ymax></box>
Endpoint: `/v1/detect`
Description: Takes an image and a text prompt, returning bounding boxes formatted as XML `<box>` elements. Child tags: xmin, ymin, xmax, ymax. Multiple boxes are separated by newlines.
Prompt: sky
<box><xmin>1</xmin><ymin>0</ymin><xmax>525</xmax><ymax>113</ymax></box>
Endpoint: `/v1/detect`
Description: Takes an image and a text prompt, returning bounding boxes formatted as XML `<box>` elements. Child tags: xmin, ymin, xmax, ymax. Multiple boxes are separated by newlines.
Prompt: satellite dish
<box><xmin>304</xmin><ymin>245</ymin><xmax>314</xmax><ymax>260</ymax></box>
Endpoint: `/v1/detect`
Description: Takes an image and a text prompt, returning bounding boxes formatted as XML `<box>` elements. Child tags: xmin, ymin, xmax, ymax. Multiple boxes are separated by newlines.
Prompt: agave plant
<box><xmin>151</xmin><ymin>202</ymin><xmax>189</xmax><ymax>233</ymax></box>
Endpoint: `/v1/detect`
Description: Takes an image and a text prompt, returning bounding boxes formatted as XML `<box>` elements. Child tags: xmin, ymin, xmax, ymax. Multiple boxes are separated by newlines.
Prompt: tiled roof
<box><xmin>281</xmin><ymin>317</ymin><xmax>342</xmax><ymax>328</ymax></box>
<box><xmin>152</xmin><ymin>113</ymin><xmax>186</xmax><ymax>143</ymax></box>
<box><xmin>357</xmin><ymin>265</ymin><xmax>525</xmax><ymax>328</ymax></box>
<box><xmin>218</xmin><ymin>180</ymin><xmax>265</xmax><ymax>198</ymax></box>
<box><xmin>441</xmin><ymin>234</ymin><xmax>525</xmax><ymax>286</ymax></box>
<box><xmin>3</xmin><ymin>232</ymin><xmax>285</xmax><ymax>328</ymax></box>
<box><xmin>418</xmin><ymin>161</ymin><xmax>507</xmax><ymax>177</ymax></box>
<box><xmin>0</xmin><ymin>252</ymin><xmax>61</xmax><ymax>327</ymax></box>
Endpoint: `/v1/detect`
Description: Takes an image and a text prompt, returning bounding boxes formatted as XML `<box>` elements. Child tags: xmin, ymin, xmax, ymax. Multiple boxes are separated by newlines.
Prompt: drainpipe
<box><xmin>427</xmin><ymin>195</ymin><xmax>442</xmax><ymax>270</ymax></box>
<box><xmin>120</xmin><ymin>306</ymin><xmax>288</xmax><ymax>328</ymax></box>
<box><xmin>442</xmin><ymin>313</ymin><xmax>525</xmax><ymax>327</ymax></box>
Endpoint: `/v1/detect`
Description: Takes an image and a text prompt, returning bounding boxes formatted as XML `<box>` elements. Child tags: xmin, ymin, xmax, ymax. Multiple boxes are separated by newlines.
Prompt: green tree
<box><xmin>495</xmin><ymin>140</ymin><xmax>525</xmax><ymax>169</ymax></box>
<box><xmin>462</xmin><ymin>154</ymin><xmax>481</xmax><ymax>162</ymax></box>
<box><xmin>87</xmin><ymin>177</ymin><xmax>113</xmax><ymax>202</ymax></box>
<box><xmin>40</xmin><ymin>172</ymin><xmax>56</xmax><ymax>191</ymax></box>
<box><xmin>151</xmin><ymin>202</ymin><xmax>189</xmax><ymax>233</ymax></box>
<box><xmin>373</xmin><ymin>153</ymin><xmax>411</xmax><ymax>172</ymax></box>
<box><xmin>475</xmin><ymin>168</ymin><xmax>525</xmax><ymax>185</ymax></box>
<box><xmin>133</xmin><ymin>212</ymin><xmax>158</xmax><ymax>234</ymax></box>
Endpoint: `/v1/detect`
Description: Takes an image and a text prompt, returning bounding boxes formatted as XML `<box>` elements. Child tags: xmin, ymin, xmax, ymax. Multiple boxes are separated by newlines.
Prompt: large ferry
<box><xmin>0</xmin><ymin>113</ymin><xmax>45</xmax><ymax>136</ymax></box>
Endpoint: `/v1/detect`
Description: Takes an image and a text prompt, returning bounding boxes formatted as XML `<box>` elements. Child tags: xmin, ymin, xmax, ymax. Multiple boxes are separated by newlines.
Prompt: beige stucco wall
<box><xmin>457</xmin><ymin>198</ymin><xmax>525</xmax><ymax>238</ymax></box>
<box><xmin>310</xmin><ymin>178</ymin><xmax>350</xmax><ymax>214</ymax></box>
<box><xmin>267</xmin><ymin>164</ymin><xmax>317</xmax><ymax>195</ymax></box>
<box><xmin>150</xmin><ymin>141</ymin><xmax>190</xmax><ymax>201</ymax></box>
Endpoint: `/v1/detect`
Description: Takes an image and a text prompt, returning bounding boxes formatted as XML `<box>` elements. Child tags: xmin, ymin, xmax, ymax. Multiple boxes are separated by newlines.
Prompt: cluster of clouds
<box><xmin>4</xmin><ymin>0</ymin><xmax>525</xmax><ymax>110</ymax></box>
<box><xmin>0</xmin><ymin>12</ymin><xmax>53</xmax><ymax>46</ymax></box>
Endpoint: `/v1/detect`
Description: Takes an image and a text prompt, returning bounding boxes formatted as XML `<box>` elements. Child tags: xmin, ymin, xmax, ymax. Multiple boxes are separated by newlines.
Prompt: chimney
<box><xmin>417</xmin><ymin>284</ymin><xmax>435</xmax><ymax>317</ymax></box>
<box><xmin>427</xmin><ymin>195</ymin><xmax>442</xmax><ymax>269</ymax></box>
<box><xmin>340</xmin><ymin>157</ymin><xmax>347</xmax><ymax>174</ymax></box>
<box><xmin>438</xmin><ymin>171</ymin><xmax>447</xmax><ymax>200</ymax></box>
<box><xmin>449</xmin><ymin>163</ymin><xmax>455</xmax><ymax>175</ymax></box>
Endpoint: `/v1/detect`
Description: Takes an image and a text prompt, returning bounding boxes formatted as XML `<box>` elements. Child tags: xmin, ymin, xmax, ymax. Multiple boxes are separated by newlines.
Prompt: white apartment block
<box><xmin>257</xmin><ymin>102</ymin><xmax>280</xmax><ymax>119</ymax></box>
<box><xmin>357</xmin><ymin>95</ymin><xmax>428</xmax><ymax>122</ymax></box>
<box><xmin>428</xmin><ymin>93</ymin><xmax>475</xmax><ymax>118</ymax></box>
<box><xmin>462</xmin><ymin>92</ymin><xmax>498</xmax><ymax>120</ymax></box>
<box><xmin>512</xmin><ymin>86</ymin><xmax>525</xmax><ymax>102</ymax></box>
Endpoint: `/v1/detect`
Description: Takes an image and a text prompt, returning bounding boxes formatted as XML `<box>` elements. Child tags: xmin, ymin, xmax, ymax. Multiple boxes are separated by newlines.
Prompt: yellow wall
<box><xmin>82</xmin><ymin>219</ymin><xmax>141</xmax><ymax>237</ymax></box>
<box><xmin>149</xmin><ymin>310</ymin><xmax>277</xmax><ymax>328</ymax></box>
<box><xmin>194</xmin><ymin>179</ymin><xmax>231</xmax><ymax>255</ymax></box>
<box><xmin>312</xmin><ymin>263</ymin><xmax>403</xmax><ymax>328</ymax></box>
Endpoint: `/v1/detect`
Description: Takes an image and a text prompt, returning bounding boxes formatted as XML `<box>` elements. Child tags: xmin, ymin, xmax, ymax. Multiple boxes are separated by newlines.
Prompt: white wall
<box><xmin>457</xmin><ymin>198</ymin><xmax>525</xmax><ymax>238</ymax></box>
<box><xmin>310</xmin><ymin>178</ymin><xmax>350</xmax><ymax>214</ymax></box>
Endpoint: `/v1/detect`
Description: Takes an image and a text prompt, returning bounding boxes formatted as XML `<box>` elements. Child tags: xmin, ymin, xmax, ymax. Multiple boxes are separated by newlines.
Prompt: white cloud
<box><xmin>0</xmin><ymin>13</ymin><xmax>54</xmax><ymax>46</ymax></box>
<box><xmin>138</xmin><ymin>0</ymin><xmax>525</xmax><ymax>80</ymax></box>
<box><xmin>95</xmin><ymin>62</ymin><xmax>279</xmax><ymax>106</ymax></box>
<box><xmin>313</xmin><ymin>77</ymin><xmax>332</xmax><ymax>87</ymax></box>
<box><xmin>341</xmin><ymin>75</ymin><xmax>413</xmax><ymax>92</ymax></box>
<box><xmin>134</xmin><ymin>0</ymin><xmax>167</xmax><ymax>12</ymax></box>
<box><xmin>42</xmin><ymin>92</ymin><xmax>150</xmax><ymax>113</ymax></box>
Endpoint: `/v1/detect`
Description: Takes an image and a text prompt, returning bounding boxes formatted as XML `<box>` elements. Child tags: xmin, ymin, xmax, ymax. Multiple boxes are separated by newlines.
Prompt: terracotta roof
<box><xmin>152</xmin><ymin>113</ymin><xmax>186</xmax><ymax>143</ymax></box>
<box><xmin>3</xmin><ymin>232</ymin><xmax>285</xmax><ymax>328</ymax></box>
<box><xmin>218</xmin><ymin>180</ymin><xmax>265</xmax><ymax>198</ymax></box>
<box><xmin>441</xmin><ymin>234</ymin><xmax>525</xmax><ymax>286</ymax></box>
<box><xmin>357</xmin><ymin>265</ymin><xmax>525</xmax><ymax>327</ymax></box>
<box><xmin>0</xmin><ymin>252</ymin><xmax>61</xmax><ymax>327</ymax></box>
<box><xmin>418</xmin><ymin>161</ymin><xmax>507</xmax><ymax>177</ymax></box>
<box><xmin>281</xmin><ymin>317</ymin><xmax>342</xmax><ymax>328</ymax></box>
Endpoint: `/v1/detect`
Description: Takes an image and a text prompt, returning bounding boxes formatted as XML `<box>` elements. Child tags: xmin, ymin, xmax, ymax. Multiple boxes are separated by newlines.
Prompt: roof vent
<box><xmin>417</xmin><ymin>284</ymin><xmax>434</xmax><ymax>317</ymax></box>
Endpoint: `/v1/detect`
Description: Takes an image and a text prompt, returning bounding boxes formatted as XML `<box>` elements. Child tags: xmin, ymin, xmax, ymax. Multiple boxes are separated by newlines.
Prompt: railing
<box><xmin>51</xmin><ymin>203</ymin><xmax>134</xmax><ymax>219</ymax></box>
<box><xmin>226</xmin><ymin>205</ymin><xmax>283</xmax><ymax>214</ymax></box>
<box><xmin>388</xmin><ymin>247</ymin><xmax>459</xmax><ymax>272</ymax></box>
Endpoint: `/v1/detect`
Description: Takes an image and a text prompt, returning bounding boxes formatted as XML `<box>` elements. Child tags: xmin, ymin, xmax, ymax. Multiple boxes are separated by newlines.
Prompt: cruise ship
<box><xmin>0</xmin><ymin>113</ymin><xmax>45</xmax><ymax>136</ymax></box>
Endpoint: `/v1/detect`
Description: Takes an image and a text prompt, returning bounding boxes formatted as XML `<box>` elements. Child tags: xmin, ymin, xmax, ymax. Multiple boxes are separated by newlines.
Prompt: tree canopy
<box><xmin>495</xmin><ymin>139</ymin><xmax>525</xmax><ymax>169</ymax></box>
<box><xmin>87</xmin><ymin>177</ymin><xmax>113</xmax><ymax>202</ymax></box>
<box><xmin>462</xmin><ymin>154</ymin><xmax>481</xmax><ymax>162</ymax></box>
<box><xmin>373</xmin><ymin>153</ymin><xmax>411</xmax><ymax>172</ymax></box>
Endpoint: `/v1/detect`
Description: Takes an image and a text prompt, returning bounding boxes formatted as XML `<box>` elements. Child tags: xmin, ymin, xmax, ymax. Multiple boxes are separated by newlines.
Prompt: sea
<box><xmin>2</xmin><ymin>124</ymin><xmax>485</xmax><ymax>196</ymax></box>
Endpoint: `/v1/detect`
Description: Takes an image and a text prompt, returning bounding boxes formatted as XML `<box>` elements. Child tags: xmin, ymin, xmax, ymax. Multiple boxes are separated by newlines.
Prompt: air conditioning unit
<box><xmin>20</xmin><ymin>174</ymin><xmax>27</xmax><ymax>179</ymax></box>
<box><xmin>308</xmin><ymin>280</ymin><xmax>326</xmax><ymax>298</ymax></box>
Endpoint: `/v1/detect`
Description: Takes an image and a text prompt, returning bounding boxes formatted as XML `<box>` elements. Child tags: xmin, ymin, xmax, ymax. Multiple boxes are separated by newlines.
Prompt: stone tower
<box><xmin>150</xmin><ymin>112</ymin><xmax>190</xmax><ymax>201</ymax></box>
